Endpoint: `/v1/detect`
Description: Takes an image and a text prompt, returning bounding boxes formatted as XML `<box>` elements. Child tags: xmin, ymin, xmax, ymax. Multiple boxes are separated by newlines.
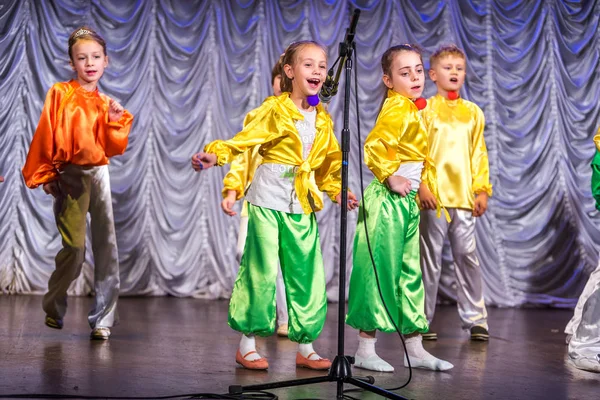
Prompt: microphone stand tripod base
<box><xmin>228</xmin><ymin>355</ymin><xmax>407</xmax><ymax>400</ymax></box>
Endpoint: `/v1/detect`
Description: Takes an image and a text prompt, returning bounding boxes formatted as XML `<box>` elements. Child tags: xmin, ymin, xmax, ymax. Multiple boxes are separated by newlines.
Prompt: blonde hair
<box><xmin>429</xmin><ymin>44</ymin><xmax>466</xmax><ymax>68</ymax></box>
<box><xmin>280</xmin><ymin>40</ymin><xmax>327</xmax><ymax>93</ymax></box>
<box><xmin>68</xmin><ymin>26</ymin><xmax>106</xmax><ymax>61</ymax></box>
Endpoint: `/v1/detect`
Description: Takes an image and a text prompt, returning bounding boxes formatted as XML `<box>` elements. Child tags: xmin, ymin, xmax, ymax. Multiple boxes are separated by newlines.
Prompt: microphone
<box><xmin>318</xmin><ymin>9</ymin><xmax>361</xmax><ymax>104</ymax></box>
<box><xmin>318</xmin><ymin>72</ymin><xmax>336</xmax><ymax>104</ymax></box>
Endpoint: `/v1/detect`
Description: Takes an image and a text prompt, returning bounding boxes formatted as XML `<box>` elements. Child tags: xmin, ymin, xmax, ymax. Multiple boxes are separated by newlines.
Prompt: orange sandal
<box><xmin>296</xmin><ymin>352</ymin><xmax>331</xmax><ymax>370</ymax></box>
<box><xmin>236</xmin><ymin>350</ymin><xmax>269</xmax><ymax>370</ymax></box>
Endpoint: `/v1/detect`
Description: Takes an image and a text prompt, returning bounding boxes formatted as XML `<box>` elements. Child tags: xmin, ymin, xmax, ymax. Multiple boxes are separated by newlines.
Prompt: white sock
<box><xmin>239</xmin><ymin>334</ymin><xmax>261</xmax><ymax>361</ymax></box>
<box><xmin>354</xmin><ymin>335</ymin><xmax>394</xmax><ymax>372</ymax></box>
<box><xmin>356</xmin><ymin>335</ymin><xmax>377</xmax><ymax>358</ymax></box>
<box><xmin>404</xmin><ymin>335</ymin><xmax>453</xmax><ymax>371</ymax></box>
<box><xmin>298</xmin><ymin>343</ymin><xmax>322</xmax><ymax>360</ymax></box>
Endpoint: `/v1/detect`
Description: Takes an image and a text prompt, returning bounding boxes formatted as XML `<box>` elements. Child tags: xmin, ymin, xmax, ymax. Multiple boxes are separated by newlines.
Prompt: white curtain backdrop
<box><xmin>1</xmin><ymin>0</ymin><xmax>599</xmax><ymax>308</ymax></box>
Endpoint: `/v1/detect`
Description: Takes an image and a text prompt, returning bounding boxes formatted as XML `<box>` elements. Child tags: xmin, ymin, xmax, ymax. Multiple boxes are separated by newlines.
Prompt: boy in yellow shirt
<box><xmin>418</xmin><ymin>45</ymin><xmax>493</xmax><ymax>341</ymax></box>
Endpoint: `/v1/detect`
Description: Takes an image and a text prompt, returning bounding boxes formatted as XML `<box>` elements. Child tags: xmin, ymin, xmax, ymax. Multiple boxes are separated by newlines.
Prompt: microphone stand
<box><xmin>229</xmin><ymin>9</ymin><xmax>408</xmax><ymax>400</ymax></box>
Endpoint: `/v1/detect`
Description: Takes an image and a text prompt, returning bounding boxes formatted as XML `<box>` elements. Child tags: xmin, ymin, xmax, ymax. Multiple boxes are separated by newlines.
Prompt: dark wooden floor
<box><xmin>0</xmin><ymin>295</ymin><xmax>597</xmax><ymax>400</ymax></box>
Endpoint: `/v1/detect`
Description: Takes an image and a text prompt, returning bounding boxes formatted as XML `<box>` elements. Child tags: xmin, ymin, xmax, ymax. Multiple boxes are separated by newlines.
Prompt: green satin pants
<box><xmin>228</xmin><ymin>203</ymin><xmax>327</xmax><ymax>344</ymax></box>
<box><xmin>346</xmin><ymin>179</ymin><xmax>429</xmax><ymax>335</ymax></box>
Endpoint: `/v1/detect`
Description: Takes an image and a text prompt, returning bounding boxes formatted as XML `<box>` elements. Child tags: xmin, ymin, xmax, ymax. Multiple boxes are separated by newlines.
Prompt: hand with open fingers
<box><xmin>335</xmin><ymin>191</ymin><xmax>360</xmax><ymax>210</ymax></box>
<box><xmin>386</xmin><ymin>175</ymin><xmax>412</xmax><ymax>197</ymax></box>
<box><xmin>42</xmin><ymin>181</ymin><xmax>60</xmax><ymax>198</ymax></box>
<box><xmin>191</xmin><ymin>152</ymin><xmax>217</xmax><ymax>171</ymax></box>
<box><xmin>221</xmin><ymin>190</ymin><xmax>238</xmax><ymax>216</ymax></box>
<box><xmin>473</xmin><ymin>192</ymin><xmax>488</xmax><ymax>217</ymax></box>
<box><xmin>418</xmin><ymin>183</ymin><xmax>437</xmax><ymax>210</ymax></box>
<box><xmin>108</xmin><ymin>99</ymin><xmax>124</xmax><ymax>122</ymax></box>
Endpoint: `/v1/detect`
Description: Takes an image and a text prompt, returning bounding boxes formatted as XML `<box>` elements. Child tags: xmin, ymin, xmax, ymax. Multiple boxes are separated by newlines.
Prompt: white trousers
<box><xmin>565</xmin><ymin>261</ymin><xmax>600</xmax><ymax>336</ymax></box>
<box><xmin>565</xmin><ymin>255</ymin><xmax>600</xmax><ymax>371</ymax></box>
<box><xmin>568</xmin><ymin>258</ymin><xmax>600</xmax><ymax>370</ymax></box>
<box><xmin>420</xmin><ymin>208</ymin><xmax>488</xmax><ymax>329</ymax></box>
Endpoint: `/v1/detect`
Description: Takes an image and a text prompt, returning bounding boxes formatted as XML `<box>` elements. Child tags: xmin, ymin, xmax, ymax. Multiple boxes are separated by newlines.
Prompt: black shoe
<box><xmin>422</xmin><ymin>331</ymin><xmax>437</xmax><ymax>340</ymax></box>
<box><xmin>470</xmin><ymin>326</ymin><xmax>489</xmax><ymax>341</ymax></box>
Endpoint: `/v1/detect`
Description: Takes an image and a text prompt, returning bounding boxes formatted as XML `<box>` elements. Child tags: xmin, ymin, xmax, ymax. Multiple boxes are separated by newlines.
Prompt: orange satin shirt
<box><xmin>22</xmin><ymin>80</ymin><xmax>134</xmax><ymax>188</ymax></box>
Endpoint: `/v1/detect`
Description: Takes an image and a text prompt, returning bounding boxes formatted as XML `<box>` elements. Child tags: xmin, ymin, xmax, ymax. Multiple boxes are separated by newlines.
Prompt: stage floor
<box><xmin>0</xmin><ymin>295</ymin><xmax>597</xmax><ymax>400</ymax></box>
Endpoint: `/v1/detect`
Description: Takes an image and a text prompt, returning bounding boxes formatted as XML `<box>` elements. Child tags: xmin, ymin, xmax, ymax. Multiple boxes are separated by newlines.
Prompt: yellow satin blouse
<box><xmin>222</xmin><ymin>146</ymin><xmax>262</xmax><ymax>200</ymax></box>
<box><xmin>594</xmin><ymin>127</ymin><xmax>600</xmax><ymax>151</ymax></box>
<box><xmin>421</xmin><ymin>94</ymin><xmax>492</xmax><ymax>210</ymax></box>
<box><xmin>22</xmin><ymin>80</ymin><xmax>134</xmax><ymax>188</ymax></box>
<box><xmin>206</xmin><ymin>92</ymin><xmax>341</xmax><ymax>214</ymax></box>
<box><xmin>365</xmin><ymin>90</ymin><xmax>442</xmax><ymax>207</ymax></box>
